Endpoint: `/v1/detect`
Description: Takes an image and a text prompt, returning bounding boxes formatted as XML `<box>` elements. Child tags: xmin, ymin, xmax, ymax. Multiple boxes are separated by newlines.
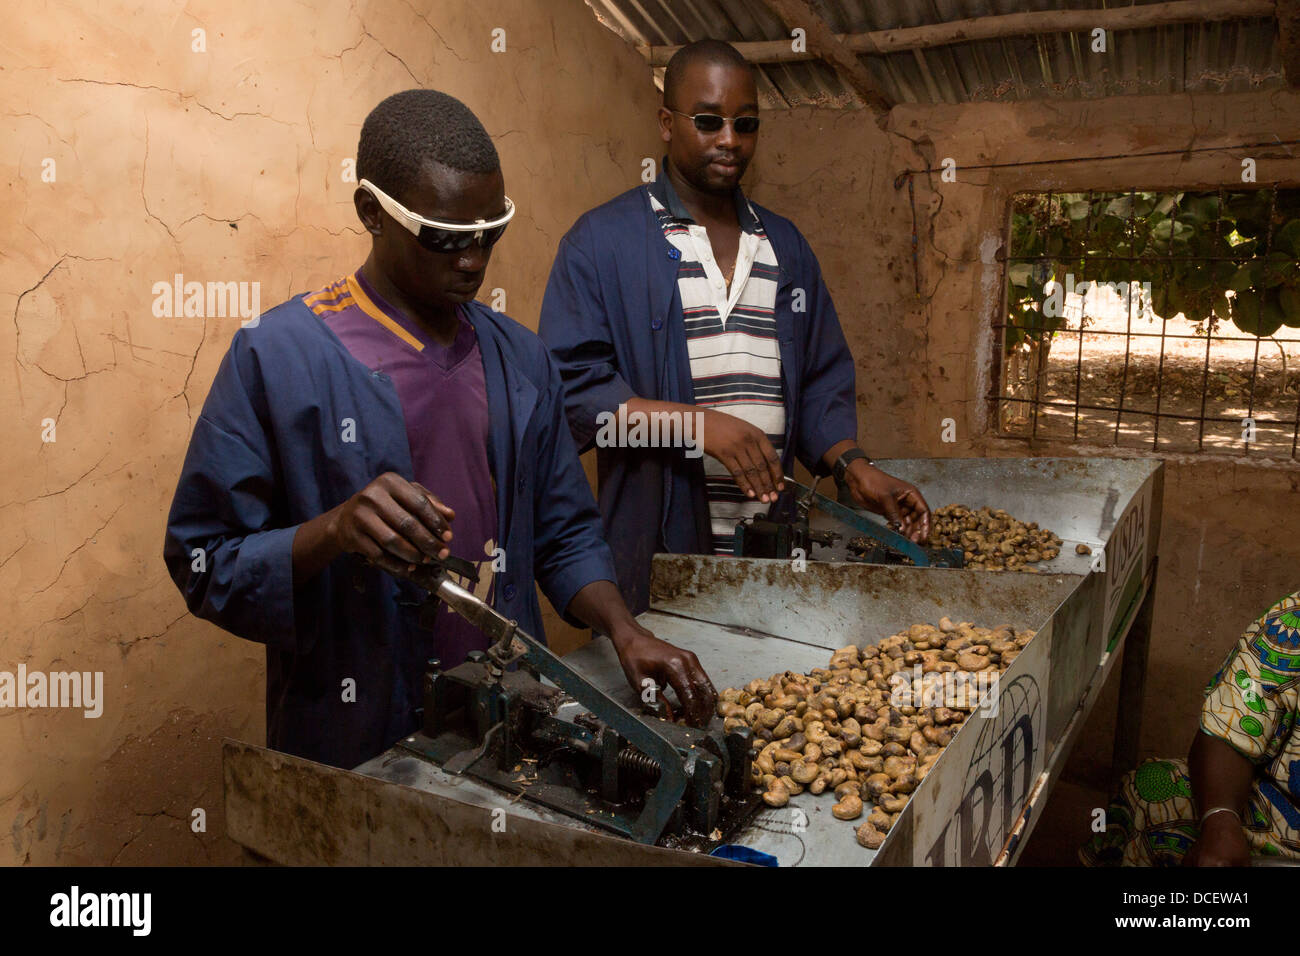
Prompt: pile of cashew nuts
<box><xmin>927</xmin><ymin>504</ymin><xmax>1062</xmax><ymax>571</ymax></box>
<box><xmin>717</xmin><ymin>617</ymin><xmax>1035</xmax><ymax>849</ymax></box>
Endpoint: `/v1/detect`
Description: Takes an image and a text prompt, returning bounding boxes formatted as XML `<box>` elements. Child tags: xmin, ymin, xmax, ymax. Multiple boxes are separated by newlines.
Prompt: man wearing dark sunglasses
<box><xmin>165</xmin><ymin>89</ymin><xmax>716</xmax><ymax>770</ymax></box>
<box><xmin>540</xmin><ymin>40</ymin><xmax>931</xmax><ymax>614</ymax></box>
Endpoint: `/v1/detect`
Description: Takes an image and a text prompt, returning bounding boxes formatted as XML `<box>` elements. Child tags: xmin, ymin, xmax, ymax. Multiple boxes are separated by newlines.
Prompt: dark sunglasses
<box><xmin>670</xmin><ymin>109</ymin><xmax>760</xmax><ymax>135</ymax></box>
<box><xmin>413</xmin><ymin>219</ymin><xmax>511</xmax><ymax>254</ymax></box>
<box><xmin>360</xmin><ymin>178</ymin><xmax>514</xmax><ymax>253</ymax></box>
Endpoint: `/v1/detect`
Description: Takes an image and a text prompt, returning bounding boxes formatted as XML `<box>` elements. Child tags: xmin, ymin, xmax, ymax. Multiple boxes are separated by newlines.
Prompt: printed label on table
<box><xmin>910</xmin><ymin>619</ymin><xmax>1053</xmax><ymax>865</ymax></box>
<box><xmin>1102</xmin><ymin>479</ymin><xmax>1152</xmax><ymax>648</ymax></box>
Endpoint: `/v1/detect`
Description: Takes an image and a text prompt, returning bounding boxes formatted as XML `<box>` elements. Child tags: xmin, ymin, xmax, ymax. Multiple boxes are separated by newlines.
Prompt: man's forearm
<box><xmin>631</xmin><ymin>398</ymin><xmax>862</xmax><ymax>488</ymax></box>
<box><xmin>291</xmin><ymin>506</ymin><xmax>344</xmax><ymax>585</ymax></box>
<box><xmin>566</xmin><ymin>579</ymin><xmax>639</xmax><ymax>645</ymax></box>
<box><xmin>624</xmin><ymin>396</ymin><xmax>698</xmax><ymax>419</ymax></box>
<box><xmin>1189</xmin><ymin>730</ymin><xmax>1255</xmax><ymax>820</ymax></box>
<box><xmin>821</xmin><ymin>438</ymin><xmax>858</xmax><ymax>473</ymax></box>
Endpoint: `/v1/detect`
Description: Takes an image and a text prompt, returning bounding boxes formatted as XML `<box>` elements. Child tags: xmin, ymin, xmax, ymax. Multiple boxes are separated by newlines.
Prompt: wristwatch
<box><xmin>832</xmin><ymin>447</ymin><xmax>875</xmax><ymax>485</ymax></box>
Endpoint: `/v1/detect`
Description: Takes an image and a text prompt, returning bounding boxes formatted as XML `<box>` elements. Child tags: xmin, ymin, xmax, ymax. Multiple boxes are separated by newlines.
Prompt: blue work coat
<box><xmin>163</xmin><ymin>296</ymin><xmax>617</xmax><ymax>769</ymax></box>
<box><xmin>538</xmin><ymin>182</ymin><xmax>859</xmax><ymax>613</ymax></box>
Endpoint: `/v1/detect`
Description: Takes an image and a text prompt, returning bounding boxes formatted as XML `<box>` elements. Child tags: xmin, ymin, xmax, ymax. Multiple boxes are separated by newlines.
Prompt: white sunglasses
<box><xmin>359</xmin><ymin>177</ymin><xmax>515</xmax><ymax>252</ymax></box>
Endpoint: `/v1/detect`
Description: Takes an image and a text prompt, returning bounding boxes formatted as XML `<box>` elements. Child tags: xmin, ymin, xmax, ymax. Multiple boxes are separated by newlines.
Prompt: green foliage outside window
<box><xmin>1005</xmin><ymin>189</ymin><xmax>1300</xmax><ymax>352</ymax></box>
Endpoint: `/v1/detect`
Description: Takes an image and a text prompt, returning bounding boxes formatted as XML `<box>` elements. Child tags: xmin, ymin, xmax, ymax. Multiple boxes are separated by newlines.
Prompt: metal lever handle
<box><xmin>416</xmin><ymin>568</ymin><xmax>691</xmax><ymax>845</ymax></box>
<box><xmin>783</xmin><ymin>475</ymin><xmax>934</xmax><ymax>567</ymax></box>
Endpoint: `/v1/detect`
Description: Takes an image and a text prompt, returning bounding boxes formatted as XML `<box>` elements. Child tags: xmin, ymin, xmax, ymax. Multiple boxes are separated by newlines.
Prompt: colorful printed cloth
<box><xmin>1081</xmin><ymin>590</ymin><xmax>1300</xmax><ymax>866</ymax></box>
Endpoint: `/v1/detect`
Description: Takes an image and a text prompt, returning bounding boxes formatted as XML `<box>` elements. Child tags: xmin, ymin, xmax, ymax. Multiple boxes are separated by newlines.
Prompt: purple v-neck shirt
<box><xmin>319</xmin><ymin>271</ymin><xmax>497</xmax><ymax>667</ymax></box>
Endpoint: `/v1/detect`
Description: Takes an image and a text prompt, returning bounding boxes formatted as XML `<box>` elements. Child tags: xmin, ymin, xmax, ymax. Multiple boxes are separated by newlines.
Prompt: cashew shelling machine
<box><xmin>224</xmin><ymin>457</ymin><xmax>1162</xmax><ymax>866</ymax></box>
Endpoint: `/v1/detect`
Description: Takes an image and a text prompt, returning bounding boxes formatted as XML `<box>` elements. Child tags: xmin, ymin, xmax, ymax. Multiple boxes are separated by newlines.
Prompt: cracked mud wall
<box><xmin>1</xmin><ymin>0</ymin><xmax>662</xmax><ymax>865</ymax></box>
<box><xmin>750</xmin><ymin>90</ymin><xmax>1300</xmax><ymax>846</ymax></box>
<box><xmin>8</xmin><ymin>0</ymin><xmax>1296</xmax><ymax>868</ymax></box>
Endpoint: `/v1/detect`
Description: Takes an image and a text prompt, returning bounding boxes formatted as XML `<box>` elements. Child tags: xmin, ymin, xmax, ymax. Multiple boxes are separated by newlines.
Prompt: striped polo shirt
<box><xmin>648</xmin><ymin>173</ymin><xmax>785</xmax><ymax>555</ymax></box>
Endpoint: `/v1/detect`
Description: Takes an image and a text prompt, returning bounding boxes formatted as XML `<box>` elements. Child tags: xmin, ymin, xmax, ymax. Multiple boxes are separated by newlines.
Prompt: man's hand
<box><xmin>1184</xmin><ymin>812</ymin><xmax>1251</xmax><ymax>867</ymax></box>
<box><xmin>331</xmin><ymin>472</ymin><xmax>455</xmax><ymax>577</ymax></box>
<box><xmin>609</xmin><ymin>620</ymin><xmax>718</xmax><ymax>727</ymax></box>
<box><xmin>700</xmin><ymin>408</ymin><xmax>785</xmax><ymax>503</ymax></box>
<box><xmin>843</xmin><ymin>460</ymin><xmax>931</xmax><ymax>543</ymax></box>
<box><xmin>622</xmin><ymin>398</ymin><xmax>784</xmax><ymax>503</ymax></box>
<box><xmin>565</xmin><ymin>580</ymin><xmax>718</xmax><ymax>727</ymax></box>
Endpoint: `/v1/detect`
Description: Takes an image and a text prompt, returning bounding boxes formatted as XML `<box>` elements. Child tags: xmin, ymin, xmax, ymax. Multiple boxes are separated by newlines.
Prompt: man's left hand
<box><xmin>609</xmin><ymin>621</ymin><xmax>717</xmax><ymax>727</ymax></box>
<box><xmin>843</xmin><ymin>460</ymin><xmax>931</xmax><ymax>543</ymax></box>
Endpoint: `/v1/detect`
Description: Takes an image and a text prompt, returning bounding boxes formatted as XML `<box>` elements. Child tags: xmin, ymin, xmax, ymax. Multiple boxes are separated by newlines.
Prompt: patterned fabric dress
<box><xmin>1081</xmin><ymin>590</ymin><xmax>1300</xmax><ymax>865</ymax></box>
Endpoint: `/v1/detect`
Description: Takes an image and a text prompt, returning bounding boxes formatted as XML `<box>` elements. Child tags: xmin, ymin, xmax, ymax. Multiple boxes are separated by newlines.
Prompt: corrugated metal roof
<box><xmin>585</xmin><ymin>0</ymin><xmax>1285</xmax><ymax>108</ymax></box>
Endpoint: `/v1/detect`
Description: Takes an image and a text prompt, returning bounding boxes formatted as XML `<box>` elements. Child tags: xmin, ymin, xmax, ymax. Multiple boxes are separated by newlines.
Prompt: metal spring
<box><xmin>617</xmin><ymin>747</ymin><xmax>661</xmax><ymax>779</ymax></box>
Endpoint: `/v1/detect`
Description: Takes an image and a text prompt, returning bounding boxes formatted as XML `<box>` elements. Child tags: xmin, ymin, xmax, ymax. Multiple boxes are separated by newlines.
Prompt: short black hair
<box><xmin>357</xmin><ymin>89</ymin><xmax>499</xmax><ymax>202</ymax></box>
<box><xmin>663</xmin><ymin>39</ymin><xmax>753</xmax><ymax>108</ymax></box>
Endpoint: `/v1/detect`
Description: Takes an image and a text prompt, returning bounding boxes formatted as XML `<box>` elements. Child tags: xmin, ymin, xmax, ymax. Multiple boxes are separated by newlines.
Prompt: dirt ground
<box><xmin>1003</xmin><ymin>286</ymin><xmax>1300</xmax><ymax>456</ymax></box>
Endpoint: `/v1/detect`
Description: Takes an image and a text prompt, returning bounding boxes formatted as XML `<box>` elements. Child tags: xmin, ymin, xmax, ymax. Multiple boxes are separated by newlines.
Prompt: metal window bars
<box><xmin>994</xmin><ymin>187</ymin><xmax>1300</xmax><ymax>459</ymax></box>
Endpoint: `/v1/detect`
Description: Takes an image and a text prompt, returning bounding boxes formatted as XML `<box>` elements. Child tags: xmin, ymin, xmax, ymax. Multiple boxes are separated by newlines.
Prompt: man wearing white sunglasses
<box><xmin>165</xmin><ymin>90</ymin><xmax>716</xmax><ymax>770</ymax></box>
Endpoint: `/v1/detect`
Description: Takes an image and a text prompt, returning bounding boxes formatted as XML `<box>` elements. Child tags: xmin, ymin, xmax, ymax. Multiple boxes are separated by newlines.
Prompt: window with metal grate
<box><xmin>994</xmin><ymin>187</ymin><xmax>1300</xmax><ymax>459</ymax></box>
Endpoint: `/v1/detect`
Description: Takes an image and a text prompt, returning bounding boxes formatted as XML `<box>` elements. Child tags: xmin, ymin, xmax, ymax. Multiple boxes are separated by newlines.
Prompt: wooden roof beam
<box><xmin>642</xmin><ymin>0</ymin><xmax>1276</xmax><ymax>66</ymax></box>
<box><xmin>758</xmin><ymin>0</ymin><xmax>894</xmax><ymax>120</ymax></box>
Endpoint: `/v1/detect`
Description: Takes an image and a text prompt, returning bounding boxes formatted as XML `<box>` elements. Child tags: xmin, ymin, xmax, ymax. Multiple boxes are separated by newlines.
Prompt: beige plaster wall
<box><xmin>0</xmin><ymin>0</ymin><xmax>661</xmax><ymax>865</ymax></box>
<box><xmin>747</xmin><ymin>91</ymin><xmax>1300</xmax><ymax>847</ymax></box>
<box><xmin>7</xmin><ymin>0</ymin><xmax>1297</xmax><ymax>867</ymax></box>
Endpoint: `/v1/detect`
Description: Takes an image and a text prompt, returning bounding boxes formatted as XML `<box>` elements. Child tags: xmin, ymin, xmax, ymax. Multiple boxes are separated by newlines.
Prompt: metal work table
<box><xmin>224</xmin><ymin>457</ymin><xmax>1162</xmax><ymax>866</ymax></box>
